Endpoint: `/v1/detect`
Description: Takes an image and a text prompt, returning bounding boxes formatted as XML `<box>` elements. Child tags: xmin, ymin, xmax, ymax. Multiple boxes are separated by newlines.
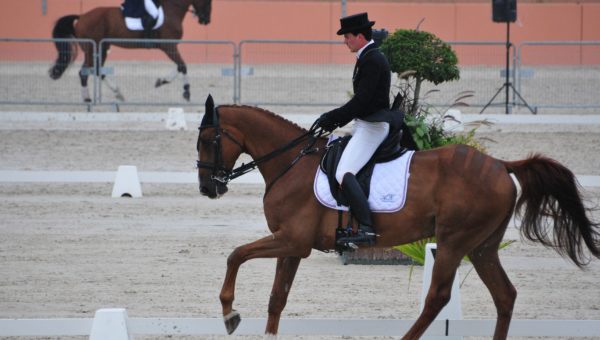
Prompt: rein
<box><xmin>197</xmin><ymin>114</ymin><xmax>327</xmax><ymax>194</ymax></box>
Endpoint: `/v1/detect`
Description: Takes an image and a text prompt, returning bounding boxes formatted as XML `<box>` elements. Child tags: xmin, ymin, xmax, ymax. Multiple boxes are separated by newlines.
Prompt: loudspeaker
<box><xmin>492</xmin><ymin>0</ymin><xmax>517</xmax><ymax>23</ymax></box>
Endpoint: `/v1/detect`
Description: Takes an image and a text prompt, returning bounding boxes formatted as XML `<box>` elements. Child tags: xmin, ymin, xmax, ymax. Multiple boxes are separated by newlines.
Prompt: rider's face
<box><xmin>344</xmin><ymin>33</ymin><xmax>366</xmax><ymax>53</ymax></box>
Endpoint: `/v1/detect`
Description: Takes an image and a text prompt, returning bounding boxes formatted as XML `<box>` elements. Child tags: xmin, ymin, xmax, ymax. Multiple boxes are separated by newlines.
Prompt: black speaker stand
<box><xmin>480</xmin><ymin>22</ymin><xmax>537</xmax><ymax>114</ymax></box>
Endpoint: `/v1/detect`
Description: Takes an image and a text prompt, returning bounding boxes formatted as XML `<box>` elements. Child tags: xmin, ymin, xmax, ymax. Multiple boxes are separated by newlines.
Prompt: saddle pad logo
<box><xmin>381</xmin><ymin>193</ymin><xmax>398</xmax><ymax>203</ymax></box>
<box><xmin>313</xmin><ymin>150</ymin><xmax>415</xmax><ymax>213</ymax></box>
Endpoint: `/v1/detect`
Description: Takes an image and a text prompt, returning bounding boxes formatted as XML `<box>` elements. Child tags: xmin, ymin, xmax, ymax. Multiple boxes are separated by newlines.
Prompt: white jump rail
<box><xmin>1</xmin><ymin>313</ymin><xmax>599</xmax><ymax>337</ymax></box>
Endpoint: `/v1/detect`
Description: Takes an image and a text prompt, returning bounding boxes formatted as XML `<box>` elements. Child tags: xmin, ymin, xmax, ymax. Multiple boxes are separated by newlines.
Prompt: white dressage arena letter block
<box><xmin>166</xmin><ymin>107</ymin><xmax>187</xmax><ymax>130</ymax></box>
<box><xmin>112</xmin><ymin>165</ymin><xmax>142</xmax><ymax>198</ymax></box>
<box><xmin>89</xmin><ymin>308</ymin><xmax>132</xmax><ymax>340</ymax></box>
<box><xmin>420</xmin><ymin>243</ymin><xmax>463</xmax><ymax>340</ymax></box>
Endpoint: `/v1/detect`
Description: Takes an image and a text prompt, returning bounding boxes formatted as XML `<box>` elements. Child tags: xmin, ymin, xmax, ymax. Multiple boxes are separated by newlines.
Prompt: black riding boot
<box><xmin>141</xmin><ymin>13</ymin><xmax>157</xmax><ymax>40</ymax></box>
<box><xmin>336</xmin><ymin>172</ymin><xmax>376</xmax><ymax>247</ymax></box>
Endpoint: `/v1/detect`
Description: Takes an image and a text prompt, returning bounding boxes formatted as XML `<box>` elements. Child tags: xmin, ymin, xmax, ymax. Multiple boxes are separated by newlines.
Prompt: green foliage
<box><xmin>397</xmin><ymin>80</ymin><xmax>484</xmax><ymax>151</ymax></box>
<box><xmin>381</xmin><ymin>29</ymin><xmax>460</xmax><ymax>86</ymax></box>
<box><xmin>381</xmin><ymin>29</ymin><xmax>460</xmax><ymax>114</ymax></box>
<box><xmin>394</xmin><ymin>238</ymin><xmax>434</xmax><ymax>266</ymax></box>
<box><xmin>393</xmin><ymin>239</ymin><xmax>516</xmax><ymax>266</ymax></box>
<box><xmin>393</xmin><ymin>239</ymin><xmax>516</xmax><ymax>288</ymax></box>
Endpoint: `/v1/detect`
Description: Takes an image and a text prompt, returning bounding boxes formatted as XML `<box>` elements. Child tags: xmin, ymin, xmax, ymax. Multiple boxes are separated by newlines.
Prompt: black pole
<box><xmin>481</xmin><ymin>0</ymin><xmax>537</xmax><ymax>114</ymax></box>
<box><xmin>505</xmin><ymin>21</ymin><xmax>510</xmax><ymax>114</ymax></box>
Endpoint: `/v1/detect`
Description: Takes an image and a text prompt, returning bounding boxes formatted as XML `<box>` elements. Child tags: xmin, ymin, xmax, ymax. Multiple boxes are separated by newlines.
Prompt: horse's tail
<box><xmin>49</xmin><ymin>15</ymin><xmax>79</xmax><ymax>80</ymax></box>
<box><xmin>503</xmin><ymin>154</ymin><xmax>600</xmax><ymax>268</ymax></box>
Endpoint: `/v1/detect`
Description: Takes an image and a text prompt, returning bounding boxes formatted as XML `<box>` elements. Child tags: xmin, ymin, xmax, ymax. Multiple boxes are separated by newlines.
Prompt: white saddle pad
<box><xmin>314</xmin><ymin>150</ymin><xmax>415</xmax><ymax>213</ymax></box>
<box><xmin>124</xmin><ymin>7</ymin><xmax>165</xmax><ymax>31</ymax></box>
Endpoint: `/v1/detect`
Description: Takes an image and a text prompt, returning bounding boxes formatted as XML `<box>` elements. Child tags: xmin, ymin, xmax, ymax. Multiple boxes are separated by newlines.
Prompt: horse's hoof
<box><xmin>83</xmin><ymin>98</ymin><xmax>92</xmax><ymax>103</ymax></box>
<box><xmin>223</xmin><ymin>310</ymin><xmax>241</xmax><ymax>335</ymax></box>
<box><xmin>183</xmin><ymin>91</ymin><xmax>190</xmax><ymax>102</ymax></box>
<box><xmin>155</xmin><ymin>79</ymin><xmax>167</xmax><ymax>88</ymax></box>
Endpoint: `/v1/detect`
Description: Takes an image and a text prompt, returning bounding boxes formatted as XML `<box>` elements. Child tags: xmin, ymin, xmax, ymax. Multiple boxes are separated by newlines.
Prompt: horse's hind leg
<box><xmin>266</xmin><ymin>257</ymin><xmax>301</xmax><ymax>335</ymax></box>
<box><xmin>78</xmin><ymin>69</ymin><xmax>92</xmax><ymax>103</ymax></box>
<box><xmin>468</xmin><ymin>220</ymin><xmax>517</xmax><ymax>340</ymax></box>
<box><xmin>403</xmin><ymin>247</ymin><xmax>463</xmax><ymax>339</ymax></box>
<box><xmin>78</xmin><ymin>44</ymin><xmax>94</xmax><ymax>103</ymax></box>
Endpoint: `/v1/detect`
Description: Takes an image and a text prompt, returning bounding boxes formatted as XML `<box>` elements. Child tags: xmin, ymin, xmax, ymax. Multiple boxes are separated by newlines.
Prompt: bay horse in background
<box><xmin>196</xmin><ymin>96</ymin><xmax>600</xmax><ymax>339</ymax></box>
<box><xmin>49</xmin><ymin>0</ymin><xmax>211</xmax><ymax>102</ymax></box>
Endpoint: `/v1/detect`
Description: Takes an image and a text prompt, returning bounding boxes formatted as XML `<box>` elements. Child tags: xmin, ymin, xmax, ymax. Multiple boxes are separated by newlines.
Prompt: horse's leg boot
<box><xmin>336</xmin><ymin>173</ymin><xmax>376</xmax><ymax>247</ymax></box>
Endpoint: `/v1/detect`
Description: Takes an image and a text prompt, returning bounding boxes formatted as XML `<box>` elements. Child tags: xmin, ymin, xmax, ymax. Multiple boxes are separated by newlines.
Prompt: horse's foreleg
<box><xmin>403</xmin><ymin>247</ymin><xmax>462</xmax><ymax>340</ymax></box>
<box><xmin>97</xmin><ymin>45</ymin><xmax>124</xmax><ymax>102</ymax></box>
<box><xmin>101</xmin><ymin>75</ymin><xmax>125</xmax><ymax>102</ymax></box>
<box><xmin>219</xmin><ymin>231</ymin><xmax>309</xmax><ymax>335</ymax></box>
<box><xmin>159</xmin><ymin>46</ymin><xmax>190</xmax><ymax>101</ymax></box>
<box><xmin>155</xmin><ymin>64</ymin><xmax>190</xmax><ymax>101</ymax></box>
<box><xmin>155</xmin><ymin>68</ymin><xmax>178</xmax><ymax>87</ymax></box>
<box><xmin>180</xmin><ymin>64</ymin><xmax>190</xmax><ymax>102</ymax></box>
<box><xmin>266</xmin><ymin>257</ymin><xmax>301</xmax><ymax>335</ymax></box>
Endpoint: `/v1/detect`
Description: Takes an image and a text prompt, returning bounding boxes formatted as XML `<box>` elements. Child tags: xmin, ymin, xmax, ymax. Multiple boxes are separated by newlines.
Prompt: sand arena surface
<box><xmin>0</xmin><ymin>115</ymin><xmax>599</xmax><ymax>339</ymax></box>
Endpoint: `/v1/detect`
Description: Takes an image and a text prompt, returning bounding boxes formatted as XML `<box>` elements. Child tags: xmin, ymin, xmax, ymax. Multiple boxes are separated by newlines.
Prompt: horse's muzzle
<box><xmin>199</xmin><ymin>182</ymin><xmax>227</xmax><ymax>199</ymax></box>
<box><xmin>199</xmin><ymin>16</ymin><xmax>210</xmax><ymax>25</ymax></box>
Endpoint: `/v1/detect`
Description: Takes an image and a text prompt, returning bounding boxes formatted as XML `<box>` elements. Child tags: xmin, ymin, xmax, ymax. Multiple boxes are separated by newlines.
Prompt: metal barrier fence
<box><xmin>97</xmin><ymin>39</ymin><xmax>236</xmax><ymax>110</ymax></box>
<box><xmin>238</xmin><ymin>39</ymin><xmax>350</xmax><ymax>106</ymax></box>
<box><xmin>419</xmin><ymin>41</ymin><xmax>515</xmax><ymax>111</ymax></box>
<box><xmin>0</xmin><ymin>38</ymin><xmax>97</xmax><ymax>109</ymax></box>
<box><xmin>517</xmin><ymin>41</ymin><xmax>600</xmax><ymax>110</ymax></box>
<box><xmin>1</xmin><ymin>38</ymin><xmax>600</xmax><ymax>112</ymax></box>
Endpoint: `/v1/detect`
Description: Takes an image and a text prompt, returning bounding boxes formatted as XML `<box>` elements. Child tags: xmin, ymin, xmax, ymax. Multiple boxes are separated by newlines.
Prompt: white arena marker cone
<box><xmin>111</xmin><ymin>165</ymin><xmax>142</xmax><ymax>198</ymax></box>
<box><xmin>166</xmin><ymin>107</ymin><xmax>187</xmax><ymax>130</ymax></box>
<box><xmin>89</xmin><ymin>308</ymin><xmax>133</xmax><ymax>340</ymax></box>
<box><xmin>420</xmin><ymin>243</ymin><xmax>462</xmax><ymax>340</ymax></box>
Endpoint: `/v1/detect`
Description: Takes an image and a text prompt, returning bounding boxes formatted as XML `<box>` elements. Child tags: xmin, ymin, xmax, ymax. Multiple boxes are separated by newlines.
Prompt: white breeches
<box><xmin>335</xmin><ymin>119</ymin><xmax>390</xmax><ymax>184</ymax></box>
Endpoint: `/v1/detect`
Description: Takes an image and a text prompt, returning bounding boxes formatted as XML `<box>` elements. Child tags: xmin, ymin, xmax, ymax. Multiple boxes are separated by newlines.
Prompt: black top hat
<box><xmin>337</xmin><ymin>12</ymin><xmax>375</xmax><ymax>35</ymax></box>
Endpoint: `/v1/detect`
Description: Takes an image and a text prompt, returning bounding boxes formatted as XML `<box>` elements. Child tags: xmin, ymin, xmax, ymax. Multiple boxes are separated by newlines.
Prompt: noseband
<box><xmin>197</xmin><ymin>110</ymin><xmax>325</xmax><ymax>192</ymax></box>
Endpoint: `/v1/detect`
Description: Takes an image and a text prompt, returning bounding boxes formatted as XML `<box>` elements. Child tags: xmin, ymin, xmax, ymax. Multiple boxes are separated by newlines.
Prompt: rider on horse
<box><xmin>121</xmin><ymin>0</ymin><xmax>162</xmax><ymax>37</ymax></box>
<box><xmin>315</xmin><ymin>12</ymin><xmax>392</xmax><ymax>248</ymax></box>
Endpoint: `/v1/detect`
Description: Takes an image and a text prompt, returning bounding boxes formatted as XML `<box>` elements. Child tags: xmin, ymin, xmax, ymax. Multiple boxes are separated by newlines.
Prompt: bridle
<box><xmin>196</xmin><ymin>121</ymin><xmax>244</xmax><ymax>185</ymax></box>
<box><xmin>196</xmin><ymin>107</ymin><xmax>326</xmax><ymax>193</ymax></box>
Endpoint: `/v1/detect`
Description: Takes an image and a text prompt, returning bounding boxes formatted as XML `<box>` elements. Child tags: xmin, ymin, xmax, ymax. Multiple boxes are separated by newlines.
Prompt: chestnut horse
<box><xmin>196</xmin><ymin>96</ymin><xmax>600</xmax><ymax>339</ymax></box>
<box><xmin>49</xmin><ymin>0</ymin><xmax>211</xmax><ymax>102</ymax></box>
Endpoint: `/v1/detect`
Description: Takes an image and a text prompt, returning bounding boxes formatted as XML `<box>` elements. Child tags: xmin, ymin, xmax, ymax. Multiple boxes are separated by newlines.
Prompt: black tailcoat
<box><xmin>326</xmin><ymin>43</ymin><xmax>391</xmax><ymax>127</ymax></box>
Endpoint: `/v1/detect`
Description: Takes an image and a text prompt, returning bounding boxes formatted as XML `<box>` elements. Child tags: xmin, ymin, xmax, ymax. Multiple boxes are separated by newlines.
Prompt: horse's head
<box><xmin>196</xmin><ymin>95</ymin><xmax>244</xmax><ymax>198</ymax></box>
<box><xmin>192</xmin><ymin>0</ymin><xmax>212</xmax><ymax>25</ymax></box>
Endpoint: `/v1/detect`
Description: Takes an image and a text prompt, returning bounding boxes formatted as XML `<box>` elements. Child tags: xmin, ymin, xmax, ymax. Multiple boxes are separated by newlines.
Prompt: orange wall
<box><xmin>1</xmin><ymin>1</ymin><xmax>600</xmax><ymax>63</ymax></box>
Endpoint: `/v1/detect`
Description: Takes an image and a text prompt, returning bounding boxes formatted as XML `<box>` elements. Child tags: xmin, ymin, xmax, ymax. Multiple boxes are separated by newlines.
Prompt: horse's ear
<box><xmin>206</xmin><ymin>94</ymin><xmax>214</xmax><ymax>112</ymax></box>
<box><xmin>200</xmin><ymin>94</ymin><xmax>216</xmax><ymax>127</ymax></box>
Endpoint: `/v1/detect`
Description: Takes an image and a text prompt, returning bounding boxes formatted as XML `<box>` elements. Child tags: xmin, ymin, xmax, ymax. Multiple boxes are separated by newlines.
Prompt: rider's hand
<box><xmin>316</xmin><ymin>112</ymin><xmax>337</xmax><ymax>132</ymax></box>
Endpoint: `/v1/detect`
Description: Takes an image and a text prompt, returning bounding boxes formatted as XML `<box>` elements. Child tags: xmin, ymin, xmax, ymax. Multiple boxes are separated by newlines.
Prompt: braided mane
<box><xmin>218</xmin><ymin>105</ymin><xmax>306</xmax><ymax>132</ymax></box>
